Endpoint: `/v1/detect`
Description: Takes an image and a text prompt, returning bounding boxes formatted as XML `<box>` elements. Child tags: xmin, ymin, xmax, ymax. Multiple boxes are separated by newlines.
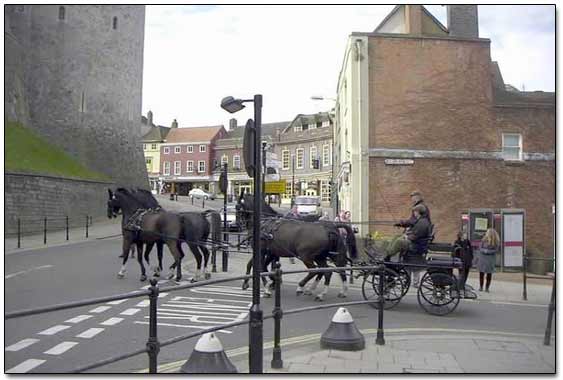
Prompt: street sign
<box><xmin>265</xmin><ymin>180</ymin><xmax>286</xmax><ymax>194</ymax></box>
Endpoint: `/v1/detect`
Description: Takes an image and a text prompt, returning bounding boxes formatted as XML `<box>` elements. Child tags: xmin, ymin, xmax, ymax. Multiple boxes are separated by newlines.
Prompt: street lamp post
<box><xmin>220</xmin><ymin>94</ymin><xmax>263</xmax><ymax>374</ymax></box>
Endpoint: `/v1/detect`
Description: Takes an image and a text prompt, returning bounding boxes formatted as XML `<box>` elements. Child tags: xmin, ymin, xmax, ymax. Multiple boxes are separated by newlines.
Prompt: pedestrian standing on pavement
<box><xmin>476</xmin><ymin>228</ymin><xmax>499</xmax><ymax>292</ymax></box>
<box><xmin>453</xmin><ymin>231</ymin><xmax>473</xmax><ymax>293</ymax></box>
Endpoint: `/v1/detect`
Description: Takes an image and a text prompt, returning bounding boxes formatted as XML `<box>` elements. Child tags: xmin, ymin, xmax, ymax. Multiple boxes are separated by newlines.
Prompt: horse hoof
<box><xmin>190</xmin><ymin>278</ymin><xmax>198</xmax><ymax>283</ymax></box>
<box><xmin>337</xmin><ymin>293</ymin><xmax>347</xmax><ymax>298</ymax></box>
<box><xmin>263</xmin><ymin>292</ymin><xmax>272</xmax><ymax>298</ymax></box>
<box><xmin>140</xmin><ymin>275</ymin><xmax>147</xmax><ymax>282</ymax></box>
<box><xmin>296</xmin><ymin>290</ymin><xmax>303</xmax><ymax>296</ymax></box>
<box><xmin>303</xmin><ymin>290</ymin><xmax>312</xmax><ymax>296</ymax></box>
<box><xmin>242</xmin><ymin>282</ymin><xmax>249</xmax><ymax>290</ymax></box>
<box><xmin>117</xmin><ymin>273</ymin><xmax>125</xmax><ymax>279</ymax></box>
<box><xmin>166</xmin><ymin>273</ymin><xmax>174</xmax><ymax>280</ymax></box>
<box><xmin>153</xmin><ymin>272</ymin><xmax>160</xmax><ymax>278</ymax></box>
<box><xmin>205</xmin><ymin>273</ymin><xmax>211</xmax><ymax>280</ymax></box>
<box><xmin>315</xmin><ymin>296</ymin><xmax>324</xmax><ymax>302</ymax></box>
<box><xmin>176</xmin><ymin>276</ymin><xmax>182</xmax><ymax>282</ymax></box>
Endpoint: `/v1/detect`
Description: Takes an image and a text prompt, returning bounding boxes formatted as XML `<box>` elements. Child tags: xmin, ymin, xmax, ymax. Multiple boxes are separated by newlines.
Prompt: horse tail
<box><xmin>204</xmin><ymin>210</ymin><xmax>221</xmax><ymax>246</ymax></box>
<box><xmin>334</xmin><ymin>223</ymin><xmax>358</xmax><ymax>260</ymax></box>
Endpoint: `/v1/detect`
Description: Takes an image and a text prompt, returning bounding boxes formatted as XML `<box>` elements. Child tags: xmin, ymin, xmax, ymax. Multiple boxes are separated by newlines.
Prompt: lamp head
<box><xmin>220</xmin><ymin>96</ymin><xmax>245</xmax><ymax>113</ymax></box>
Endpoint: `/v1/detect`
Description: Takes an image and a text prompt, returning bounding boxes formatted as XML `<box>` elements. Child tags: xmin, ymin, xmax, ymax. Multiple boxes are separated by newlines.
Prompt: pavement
<box><xmin>5</xmin><ymin>195</ymin><xmax>556</xmax><ymax>374</ymax></box>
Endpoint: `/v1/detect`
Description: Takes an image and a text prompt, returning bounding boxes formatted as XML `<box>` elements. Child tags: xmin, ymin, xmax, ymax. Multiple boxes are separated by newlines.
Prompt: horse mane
<box><xmin>242</xmin><ymin>193</ymin><xmax>280</xmax><ymax>217</ymax></box>
<box><xmin>133</xmin><ymin>188</ymin><xmax>161</xmax><ymax>209</ymax></box>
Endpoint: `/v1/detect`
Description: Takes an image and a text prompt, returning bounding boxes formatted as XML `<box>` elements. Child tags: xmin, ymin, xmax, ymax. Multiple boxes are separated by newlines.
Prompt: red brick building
<box><xmin>160</xmin><ymin>125</ymin><xmax>227</xmax><ymax>195</ymax></box>
<box><xmin>335</xmin><ymin>5</ymin><xmax>554</xmax><ymax>273</ymax></box>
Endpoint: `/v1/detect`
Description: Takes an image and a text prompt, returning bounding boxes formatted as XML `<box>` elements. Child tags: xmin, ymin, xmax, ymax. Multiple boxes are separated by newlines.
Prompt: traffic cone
<box><xmin>320</xmin><ymin>307</ymin><xmax>365</xmax><ymax>351</ymax></box>
<box><xmin>180</xmin><ymin>332</ymin><xmax>238</xmax><ymax>373</ymax></box>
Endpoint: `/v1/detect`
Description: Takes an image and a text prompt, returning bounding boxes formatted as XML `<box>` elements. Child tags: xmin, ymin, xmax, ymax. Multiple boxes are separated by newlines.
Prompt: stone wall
<box><xmin>5</xmin><ymin>172</ymin><xmax>114</xmax><ymax>234</ymax></box>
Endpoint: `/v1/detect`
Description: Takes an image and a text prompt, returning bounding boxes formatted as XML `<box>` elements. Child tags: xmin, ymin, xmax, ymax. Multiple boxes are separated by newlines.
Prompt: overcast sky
<box><xmin>142</xmin><ymin>4</ymin><xmax>555</xmax><ymax>128</ymax></box>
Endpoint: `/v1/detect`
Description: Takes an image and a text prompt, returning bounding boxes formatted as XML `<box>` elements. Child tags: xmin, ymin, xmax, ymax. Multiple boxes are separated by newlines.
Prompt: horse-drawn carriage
<box><xmin>357</xmin><ymin>240</ymin><xmax>477</xmax><ymax>316</ymax></box>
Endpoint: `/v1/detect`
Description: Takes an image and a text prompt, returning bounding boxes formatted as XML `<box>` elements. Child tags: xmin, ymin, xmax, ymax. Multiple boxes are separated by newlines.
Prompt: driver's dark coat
<box><xmin>398</xmin><ymin>200</ymin><xmax>431</xmax><ymax>227</ymax></box>
<box><xmin>406</xmin><ymin>216</ymin><xmax>431</xmax><ymax>255</ymax></box>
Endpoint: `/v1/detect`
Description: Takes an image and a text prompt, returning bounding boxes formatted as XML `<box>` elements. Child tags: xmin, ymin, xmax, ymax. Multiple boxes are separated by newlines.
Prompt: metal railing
<box><xmin>7</xmin><ymin>215</ymin><xmax>93</xmax><ymax>249</ymax></box>
<box><xmin>6</xmin><ymin>264</ymin><xmax>388</xmax><ymax>374</ymax></box>
<box><xmin>522</xmin><ymin>255</ymin><xmax>555</xmax><ymax>301</ymax></box>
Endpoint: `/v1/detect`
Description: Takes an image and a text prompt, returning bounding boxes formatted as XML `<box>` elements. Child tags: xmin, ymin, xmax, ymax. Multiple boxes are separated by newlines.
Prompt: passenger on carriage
<box><xmin>385</xmin><ymin>204</ymin><xmax>431</xmax><ymax>287</ymax></box>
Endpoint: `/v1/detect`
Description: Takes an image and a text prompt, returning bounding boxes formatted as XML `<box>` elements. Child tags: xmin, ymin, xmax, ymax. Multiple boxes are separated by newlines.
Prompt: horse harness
<box><xmin>124</xmin><ymin>207</ymin><xmax>162</xmax><ymax>233</ymax></box>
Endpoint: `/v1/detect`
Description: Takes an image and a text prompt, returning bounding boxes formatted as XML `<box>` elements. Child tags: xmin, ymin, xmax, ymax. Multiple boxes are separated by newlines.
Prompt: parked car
<box><xmin>220</xmin><ymin>205</ymin><xmax>242</xmax><ymax>231</ymax></box>
<box><xmin>295</xmin><ymin>196</ymin><xmax>321</xmax><ymax>216</ymax></box>
<box><xmin>189</xmin><ymin>188</ymin><xmax>215</xmax><ymax>200</ymax></box>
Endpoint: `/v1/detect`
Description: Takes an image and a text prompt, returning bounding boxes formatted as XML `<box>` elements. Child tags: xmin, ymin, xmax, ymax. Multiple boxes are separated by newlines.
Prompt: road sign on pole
<box><xmin>265</xmin><ymin>180</ymin><xmax>286</xmax><ymax>194</ymax></box>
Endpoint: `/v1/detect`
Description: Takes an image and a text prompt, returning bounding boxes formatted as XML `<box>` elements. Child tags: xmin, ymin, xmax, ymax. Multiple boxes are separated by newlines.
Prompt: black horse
<box><xmin>107</xmin><ymin>188</ymin><xmax>185</xmax><ymax>281</ymax></box>
<box><xmin>124</xmin><ymin>188</ymin><xmax>222</xmax><ymax>282</ymax></box>
<box><xmin>237</xmin><ymin>192</ymin><xmax>358</xmax><ymax>301</ymax></box>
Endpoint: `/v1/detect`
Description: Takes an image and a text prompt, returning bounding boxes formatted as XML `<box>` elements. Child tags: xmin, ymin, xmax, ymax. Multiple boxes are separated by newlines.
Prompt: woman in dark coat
<box><xmin>453</xmin><ymin>231</ymin><xmax>473</xmax><ymax>293</ymax></box>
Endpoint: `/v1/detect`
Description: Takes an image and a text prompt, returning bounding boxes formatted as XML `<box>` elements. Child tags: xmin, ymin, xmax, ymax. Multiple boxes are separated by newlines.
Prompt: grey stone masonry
<box><xmin>447</xmin><ymin>5</ymin><xmax>479</xmax><ymax>38</ymax></box>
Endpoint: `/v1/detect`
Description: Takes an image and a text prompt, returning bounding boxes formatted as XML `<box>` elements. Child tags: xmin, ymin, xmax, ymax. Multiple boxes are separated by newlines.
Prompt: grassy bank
<box><xmin>5</xmin><ymin>121</ymin><xmax>110</xmax><ymax>182</ymax></box>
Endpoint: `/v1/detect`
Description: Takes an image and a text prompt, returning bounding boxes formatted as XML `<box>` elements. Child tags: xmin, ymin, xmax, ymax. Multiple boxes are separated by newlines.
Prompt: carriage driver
<box><xmin>385</xmin><ymin>204</ymin><xmax>431</xmax><ymax>287</ymax></box>
<box><xmin>394</xmin><ymin>190</ymin><xmax>431</xmax><ymax>228</ymax></box>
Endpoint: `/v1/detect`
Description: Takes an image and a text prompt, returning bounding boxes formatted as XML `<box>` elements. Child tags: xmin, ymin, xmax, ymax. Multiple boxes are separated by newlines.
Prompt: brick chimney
<box><xmin>229</xmin><ymin>118</ymin><xmax>237</xmax><ymax>130</ymax></box>
<box><xmin>147</xmin><ymin>110</ymin><xmax>153</xmax><ymax>125</ymax></box>
<box><xmin>405</xmin><ymin>5</ymin><xmax>423</xmax><ymax>35</ymax></box>
<box><xmin>447</xmin><ymin>5</ymin><xmax>479</xmax><ymax>38</ymax></box>
<box><xmin>171</xmin><ymin>119</ymin><xmax>178</xmax><ymax>128</ymax></box>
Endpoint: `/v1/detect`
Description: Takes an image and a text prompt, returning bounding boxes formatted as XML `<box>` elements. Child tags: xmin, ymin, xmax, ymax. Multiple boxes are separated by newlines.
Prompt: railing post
<box><xmin>191</xmin><ymin>196</ymin><xmax>194</xmax><ymax>205</ymax></box>
<box><xmin>271</xmin><ymin>261</ymin><xmax>284</xmax><ymax>369</ymax></box>
<box><xmin>43</xmin><ymin>217</ymin><xmax>47</xmax><ymax>245</ymax></box>
<box><xmin>66</xmin><ymin>216</ymin><xmax>69</xmax><ymax>241</ymax></box>
<box><xmin>522</xmin><ymin>255</ymin><xmax>528</xmax><ymax>301</ymax></box>
<box><xmin>202</xmin><ymin>198</ymin><xmax>205</xmax><ymax>208</ymax></box>
<box><xmin>544</xmin><ymin>276</ymin><xmax>555</xmax><ymax>345</ymax></box>
<box><xmin>17</xmin><ymin>218</ymin><xmax>21</xmax><ymax>249</ymax></box>
<box><xmin>211</xmin><ymin>242</ymin><xmax>217</xmax><ymax>273</ymax></box>
<box><xmin>147</xmin><ymin>279</ymin><xmax>161</xmax><ymax>373</ymax></box>
<box><xmin>85</xmin><ymin>216</ymin><xmax>89</xmax><ymax>238</ymax></box>
<box><xmin>238</xmin><ymin>234</ymin><xmax>241</xmax><ymax>252</ymax></box>
<box><xmin>375</xmin><ymin>264</ymin><xmax>385</xmax><ymax>345</ymax></box>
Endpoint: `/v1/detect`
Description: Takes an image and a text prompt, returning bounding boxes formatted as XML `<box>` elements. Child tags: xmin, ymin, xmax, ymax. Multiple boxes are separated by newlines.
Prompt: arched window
<box><xmin>58</xmin><ymin>6</ymin><xmax>65</xmax><ymax>21</ymax></box>
<box><xmin>113</xmin><ymin>16</ymin><xmax>118</xmax><ymax>30</ymax></box>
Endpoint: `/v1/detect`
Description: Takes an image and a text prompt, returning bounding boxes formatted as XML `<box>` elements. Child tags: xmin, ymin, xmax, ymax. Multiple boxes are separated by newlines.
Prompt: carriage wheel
<box><xmin>417</xmin><ymin>272</ymin><xmax>460</xmax><ymax>316</ymax></box>
<box><xmin>396</xmin><ymin>267</ymin><xmax>411</xmax><ymax>297</ymax></box>
<box><xmin>362</xmin><ymin>267</ymin><xmax>405</xmax><ymax>310</ymax></box>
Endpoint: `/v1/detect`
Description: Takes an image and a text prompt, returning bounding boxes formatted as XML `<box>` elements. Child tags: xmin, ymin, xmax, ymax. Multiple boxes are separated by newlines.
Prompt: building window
<box><xmin>163</xmin><ymin>161</ymin><xmax>170</xmax><ymax>175</ymax></box>
<box><xmin>322</xmin><ymin>120</ymin><xmax>330</xmax><ymax>128</ymax></box>
<box><xmin>187</xmin><ymin>145</ymin><xmax>193</xmax><ymax>153</ymax></box>
<box><xmin>199</xmin><ymin>145</ymin><xmax>206</xmax><ymax>153</ymax></box>
<box><xmin>174</xmin><ymin>146</ymin><xmax>181</xmax><ymax>154</ymax></box>
<box><xmin>151</xmin><ymin>143</ymin><xmax>157</xmax><ymax>150</ymax></box>
<box><xmin>322</xmin><ymin>144</ymin><xmax>331</xmax><ymax>166</ymax></box>
<box><xmin>308</xmin><ymin>123</ymin><xmax>316</xmax><ymax>130</ymax></box>
<box><xmin>321</xmin><ymin>180</ymin><xmax>331</xmax><ymax>202</ymax></box>
<box><xmin>143</xmin><ymin>144</ymin><xmax>147</xmax><ymax>150</ymax></box>
<box><xmin>145</xmin><ymin>157</ymin><xmax>152</xmax><ymax>171</ymax></box>
<box><xmin>296</xmin><ymin>148</ymin><xmax>304</xmax><ymax>169</ymax></box>
<box><xmin>113</xmin><ymin>16</ymin><xmax>118</xmax><ymax>30</ymax></box>
<box><xmin>285</xmin><ymin>181</ymin><xmax>293</xmax><ymax>197</ymax></box>
<box><xmin>282</xmin><ymin>150</ymin><xmax>290</xmax><ymax>170</ymax></box>
<box><xmin>198</xmin><ymin>161</ymin><xmax>206</xmax><ymax>173</ymax></box>
<box><xmin>174</xmin><ymin>161</ymin><xmax>181</xmax><ymax>175</ymax></box>
<box><xmin>58</xmin><ymin>6</ymin><xmax>65</xmax><ymax>20</ymax></box>
<box><xmin>233</xmin><ymin>155</ymin><xmax>241</xmax><ymax>169</ymax></box>
<box><xmin>163</xmin><ymin>147</ymin><xmax>170</xmax><ymax>154</ymax></box>
<box><xmin>310</xmin><ymin>146</ymin><xmax>317</xmax><ymax>168</ymax></box>
<box><xmin>221</xmin><ymin>155</ymin><xmax>228</xmax><ymax>167</ymax></box>
<box><xmin>502</xmin><ymin>133</ymin><xmax>522</xmax><ymax>161</ymax></box>
<box><xmin>294</xmin><ymin>125</ymin><xmax>302</xmax><ymax>132</ymax></box>
<box><xmin>187</xmin><ymin>160</ymin><xmax>194</xmax><ymax>173</ymax></box>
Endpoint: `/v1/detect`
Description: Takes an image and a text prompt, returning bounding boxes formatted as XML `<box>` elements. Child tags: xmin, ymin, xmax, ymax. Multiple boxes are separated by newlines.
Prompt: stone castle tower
<box><xmin>5</xmin><ymin>5</ymin><xmax>148</xmax><ymax>188</ymax></box>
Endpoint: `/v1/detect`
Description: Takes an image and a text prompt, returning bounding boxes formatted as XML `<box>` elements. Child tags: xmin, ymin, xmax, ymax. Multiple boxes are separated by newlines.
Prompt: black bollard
<box><xmin>43</xmin><ymin>217</ymin><xmax>47</xmax><ymax>245</ymax></box>
<box><xmin>147</xmin><ymin>279</ymin><xmax>161</xmax><ymax>373</ymax></box>
<box><xmin>522</xmin><ymin>255</ymin><xmax>528</xmax><ymax>301</ymax></box>
<box><xmin>543</xmin><ymin>276</ymin><xmax>555</xmax><ymax>345</ymax></box>
<box><xmin>271</xmin><ymin>262</ymin><xmax>283</xmax><ymax>369</ymax></box>
<box><xmin>85</xmin><ymin>216</ymin><xmax>89</xmax><ymax>238</ymax></box>
<box><xmin>376</xmin><ymin>264</ymin><xmax>385</xmax><ymax>345</ymax></box>
<box><xmin>66</xmin><ymin>216</ymin><xmax>69</xmax><ymax>241</ymax></box>
<box><xmin>17</xmin><ymin>218</ymin><xmax>21</xmax><ymax>249</ymax></box>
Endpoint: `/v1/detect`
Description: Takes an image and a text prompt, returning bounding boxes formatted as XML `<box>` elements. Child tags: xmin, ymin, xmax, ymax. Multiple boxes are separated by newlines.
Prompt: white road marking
<box><xmin>65</xmin><ymin>315</ymin><xmax>92</xmax><ymax>324</ymax></box>
<box><xmin>6</xmin><ymin>338</ymin><xmax>40</xmax><ymax>352</ymax></box>
<box><xmin>5</xmin><ymin>265</ymin><xmax>53</xmax><ymax>279</ymax></box>
<box><xmin>44</xmin><ymin>341</ymin><xmax>79</xmax><ymax>355</ymax></box>
<box><xmin>120</xmin><ymin>308</ymin><xmax>141</xmax><ymax>316</ymax></box>
<box><xmin>158</xmin><ymin>292</ymin><xmax>169</xmax><ymax>298</ymax></box>
<box><xmin>100</xmin><ymin>317</ymin><xmax>123</xmax><ymax>326</ymax></box>
<box><xmin>134</xmin><ymin>321</ymin><xmax>232</xmax><ymax>334</ymax></box>
<box><xmin>38</xmin><ymin>325</ymin><xmax>70</xmax><ymax>336</ymax></box>
<box><xmin>136</xmin><ymin>300</ymin><xmax>150</xmax><ymax>307</ymax></box>
<box><xmin>6</xmin><ymin>359</ymin><xmax>46</xmax><ymax>373</ymax></box>
<box><xmin>89</xmin><ymin>306</ymin><xmax>111</xmax><ymax>313</ymax></box>
<box><xmin>107</xmin><ymin>299</ymin><xmax>128</xmax><ymax>305</ymax></box>
<box><xmin>76</xmin><ymin>328</ymin><xmax>104</xmax><ymax>339</ymax></box>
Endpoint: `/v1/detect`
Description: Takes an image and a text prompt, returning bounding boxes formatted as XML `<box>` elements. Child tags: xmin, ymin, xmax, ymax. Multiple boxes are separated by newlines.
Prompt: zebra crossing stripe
<box><xmin>6</xmin><ymin>338</ymin><xmax>40</xmax><ymax>352</ymax></box>
<box><xmin>44</xmin><ymin>341</ymin><xmax>79</xmax><ymax>355</ymax></box>
<box><xmin>100</xmin><ymin>317</ymin><xmax>123</xmax><ymax>326</ymax></box>
<box><xmin>89</xmin><ymin>306</ymin><xmax>111</xmax><ymax>313</ymax></box>
<box><xmin>65</xmin><ymin>315</ymin><xmax>93</xmax><ymax>324</ymax></box>
<box><xmin>76</xmin><ymin>328</ymin><xmax>104</xmax><ymax>339</ymax></box>
<box><xmin>38</xmin><ymin>325</ymin><xmax>70</xmax><ymax>336</ymax></box>
<box><xmin>107</xmin><ymin>299</ymin><xmax>129</xmax><ymax>305</ymax></box>
<box><xmin>120</xmin><ymin>308</ymin><xmax>140</xmax><ymax>316</ymax></box>
<box><xmin>136</xmin><ymin>300</ymin><xmax>150</xmax><ymax>307</ymax></box>
<box><xmin>6</xmin><ymin>359</ymin><xmax>46</xmax><ymax>373</ymax></box>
